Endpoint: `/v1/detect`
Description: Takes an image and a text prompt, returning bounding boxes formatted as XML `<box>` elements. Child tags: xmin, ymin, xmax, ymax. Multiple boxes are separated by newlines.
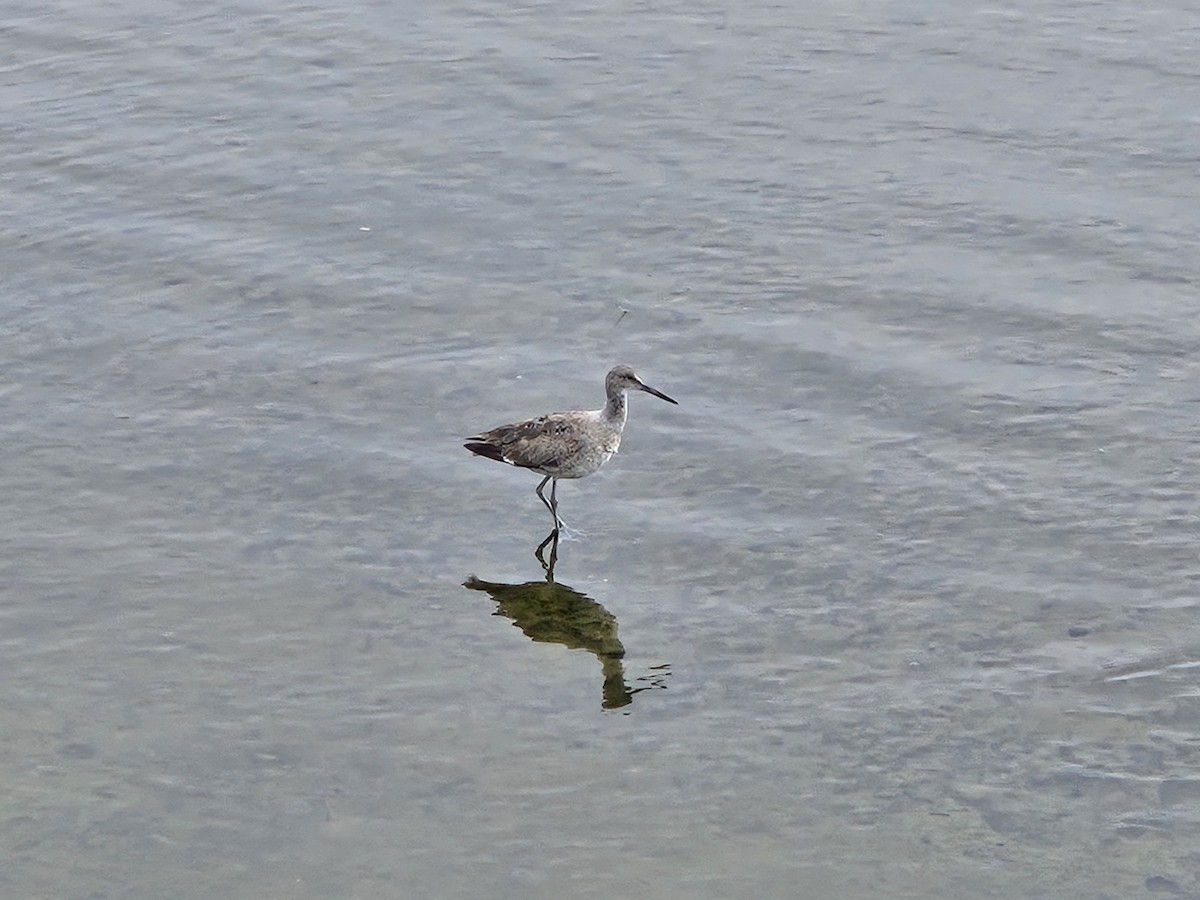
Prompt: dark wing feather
<box><xmin>462</xmin><ymin>440</ymin><xmax>507</xmax><ymax>463</ymax></box>
<box><xmin>464</xmin><ymin>414</ymin><xmax>583</xmax><ymax>472</ymax></box>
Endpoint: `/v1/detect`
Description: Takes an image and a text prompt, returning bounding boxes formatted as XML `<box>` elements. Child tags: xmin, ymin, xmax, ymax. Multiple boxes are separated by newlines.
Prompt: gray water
<box><xmin>5</xmin><ymin>1</ymin><xmax>1200</xmax><ymax>897</ymax></box>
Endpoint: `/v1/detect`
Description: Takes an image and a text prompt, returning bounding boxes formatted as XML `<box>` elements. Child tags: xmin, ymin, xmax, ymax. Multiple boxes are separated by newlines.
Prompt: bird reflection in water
<box><xmin>464</xmin><ymin>530</ymin><xmax>670</xmax><ymax>710</ymax></box>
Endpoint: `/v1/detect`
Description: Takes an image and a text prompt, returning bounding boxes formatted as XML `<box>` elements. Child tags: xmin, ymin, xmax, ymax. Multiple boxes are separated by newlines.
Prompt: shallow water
<box><xmin>4</xmin><ymin>0</ymin><xmax>1200</xmax><ymax>897</ymax></box>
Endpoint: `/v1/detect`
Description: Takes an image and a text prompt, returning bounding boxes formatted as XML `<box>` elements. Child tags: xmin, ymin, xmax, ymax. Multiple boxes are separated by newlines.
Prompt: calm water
<box><xmin>4</xmin><ymin>1</ymin><xmax>1200</xmax><ymax>897</ymax></box>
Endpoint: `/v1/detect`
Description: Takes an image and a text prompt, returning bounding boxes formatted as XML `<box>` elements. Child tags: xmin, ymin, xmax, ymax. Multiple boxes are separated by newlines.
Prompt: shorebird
<box><xmin>464</xmin><ymin>365</ymin><xmax>678</xmax><ymax>531</ymax></box>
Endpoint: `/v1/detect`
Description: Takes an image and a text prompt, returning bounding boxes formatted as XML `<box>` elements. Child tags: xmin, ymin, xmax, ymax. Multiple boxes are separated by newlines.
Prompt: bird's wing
<box><xmin>490</xmin><ymin>414</ymin><xmax>585</xmax><ymax>472</ymax></box>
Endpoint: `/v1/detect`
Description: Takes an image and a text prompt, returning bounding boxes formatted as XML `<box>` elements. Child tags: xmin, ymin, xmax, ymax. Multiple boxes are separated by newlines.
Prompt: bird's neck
<box><xmin>603</xmin><ymin>392</ymin><xmax>627</xmax><ymax>426</ymax></box>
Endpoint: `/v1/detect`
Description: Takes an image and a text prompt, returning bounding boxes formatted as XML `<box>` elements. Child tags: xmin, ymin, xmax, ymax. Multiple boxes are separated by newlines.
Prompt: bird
<box><xmin>464</xmin><ymin>365</ymin><xmax>678</xmax><ymax>531</ymax></box>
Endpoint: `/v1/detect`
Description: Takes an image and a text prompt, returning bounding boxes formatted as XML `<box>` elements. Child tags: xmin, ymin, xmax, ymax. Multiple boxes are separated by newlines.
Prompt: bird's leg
<box><xmin>549</xmin><ymin>479</ymin><xmax>570</xmax><ymax>531</ymax></box>
<box><xmin>535</xmin><ymin>475</ymin><xmax>556</xmax><ymax>526</ymax></box>
<box><xmin>549</xmin><ymin>479</ymin><xmax>587</xmax><ymax>538</ymax></box>
<box><xmin>535</xmin><ymin>528</ymin><xmax>560</xmax><ymax>577</ymax></box>
<box><xmin>535</xmin><ymin>476</ymin><xmax>566</xmax><ymax>530</ymax></box>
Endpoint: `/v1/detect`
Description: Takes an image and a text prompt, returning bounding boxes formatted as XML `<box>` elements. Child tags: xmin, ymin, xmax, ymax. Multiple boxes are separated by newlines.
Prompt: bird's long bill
<box><xmin>638</xmin><ymin>381</ymin><xmax>678</xmax><ymax>405</ymax></box>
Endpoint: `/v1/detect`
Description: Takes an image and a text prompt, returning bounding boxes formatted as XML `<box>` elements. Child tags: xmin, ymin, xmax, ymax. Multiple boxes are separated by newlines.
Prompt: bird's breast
<box><xmin>553</xmin><ymin>441</ymin><xmax>617</xmax><ymax>479</ymax></box>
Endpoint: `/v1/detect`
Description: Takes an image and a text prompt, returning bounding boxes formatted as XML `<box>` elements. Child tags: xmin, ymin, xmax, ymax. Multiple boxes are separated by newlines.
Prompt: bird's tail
<box><xmin>463</xmin><ymin>440</ymin><xmax>506</xmax><ymax>463</ymax></box>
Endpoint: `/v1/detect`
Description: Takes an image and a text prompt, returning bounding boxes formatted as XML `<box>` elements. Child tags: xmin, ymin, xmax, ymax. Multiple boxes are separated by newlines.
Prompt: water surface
<box><xmin>4</xmin><ymin>0</ymin><xmax>1200</xmax><ymax>897</ymax></box>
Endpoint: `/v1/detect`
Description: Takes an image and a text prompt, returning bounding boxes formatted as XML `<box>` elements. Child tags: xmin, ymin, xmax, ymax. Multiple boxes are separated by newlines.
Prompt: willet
<box><xmin>464</xmin><ymin>365</ymin><xmax>678</xmax><ymax>531</ymax></box>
